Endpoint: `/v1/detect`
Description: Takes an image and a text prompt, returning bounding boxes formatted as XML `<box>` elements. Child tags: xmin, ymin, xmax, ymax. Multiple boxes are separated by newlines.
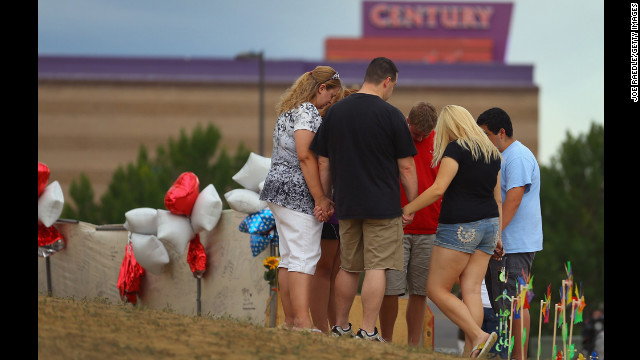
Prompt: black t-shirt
<box><xmin>438</xmin><ymin>140</ymin><xmax>501</xmax><ymax>224</ymax></box>
<box><xmin>310</xmin><ymin>93</ymin><xmax>417</xmax><ymax>219</ymax></box>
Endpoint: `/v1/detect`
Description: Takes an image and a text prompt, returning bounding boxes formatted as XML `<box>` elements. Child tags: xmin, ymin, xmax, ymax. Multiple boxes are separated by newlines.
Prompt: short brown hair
<box><xmin>408</xmin><ymin>101</ymin><xmax>438</xmax><ymax>134</ymax></box>
<box><xmin>363</xmin><ymin>57</ymin><xmax>398</xmax><ymax>84</ymax></box>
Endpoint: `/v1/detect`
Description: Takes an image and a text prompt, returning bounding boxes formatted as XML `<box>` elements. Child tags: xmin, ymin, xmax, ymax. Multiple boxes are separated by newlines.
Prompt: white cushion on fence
<box><xmin>224</xmin><ymin>189</ymin><xmax>268</xmax><ymax>214</ymax></box>
<box><xmin>38</xmin><ymin>181</ymin><xmax>64</xmax><ymax>227</ymax></box>
<box><xmin>130</xmin><ymin>233</ymin><xmax>169</xmax><ymax>275</ymax></box>
<box><xmin>123</xmin><ymin>207</ymin><xmax>158</xmax><ymax>235</ymax></box>
<box><xmin>156</xmin><ymin>209</ymin><xmax>195</xmax><ymax>254</ymax></box>
<box><xmin>191</xmin><ymin>184</ymin><xmax>223</xmax><ymax>233</ymax></box>
<box><xmin>232</xmin><ymin>152</ymin><xmax>271</xmax><ymax>192</ymax></box>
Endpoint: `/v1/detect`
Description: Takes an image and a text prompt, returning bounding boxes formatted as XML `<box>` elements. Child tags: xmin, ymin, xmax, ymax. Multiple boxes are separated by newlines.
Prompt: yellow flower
<box><xmin>263</xmin><ymin>256</ymin><xmax>280</xmax><ymax>270</ymax></box>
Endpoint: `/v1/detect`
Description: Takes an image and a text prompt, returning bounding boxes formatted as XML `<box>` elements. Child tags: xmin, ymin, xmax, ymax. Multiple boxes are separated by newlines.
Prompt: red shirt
<box><xmin>401</xmin><ymin>130</ymin><xmax>441</xmax><ymax>234</ymax></box>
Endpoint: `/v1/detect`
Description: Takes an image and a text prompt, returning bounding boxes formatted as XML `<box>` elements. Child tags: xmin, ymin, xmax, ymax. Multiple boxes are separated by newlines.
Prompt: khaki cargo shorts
<box><xmin>338</xmin><ymin>216</ymin><xmax>404</xmax><ymax>272</ymax></box>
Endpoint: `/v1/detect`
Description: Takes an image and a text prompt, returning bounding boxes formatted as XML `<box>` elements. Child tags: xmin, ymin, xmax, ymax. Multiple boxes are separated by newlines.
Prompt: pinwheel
<box><xmin>568</xmin><ymin>282</ymin><xmax>586</xmax><ymax>359</ymax></box>
<box><xmin>537</xmin><ymin>284</ymin><xmax>552</xmax><ymax>360</ymax></box>
<box><xmin>572</xmin><ymin>283</ymin><xmax>586</xmax><ymax>324</ymax></box>
<box><xmin>542</xmin><ymin>284</ymin><xmax>552</xmax><ymax>324</ymax></box>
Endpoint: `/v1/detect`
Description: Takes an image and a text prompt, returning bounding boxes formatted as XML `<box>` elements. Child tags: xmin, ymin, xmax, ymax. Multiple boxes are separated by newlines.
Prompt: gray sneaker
<box><xmin>355</xmin><ymin>327</ymin><xmax>386</xmax><ymax>342</ymax></box>
<box><xmin>330</xmin><ymin>323</ymin><xmax>355</xmax><ymax>337</ymax></box>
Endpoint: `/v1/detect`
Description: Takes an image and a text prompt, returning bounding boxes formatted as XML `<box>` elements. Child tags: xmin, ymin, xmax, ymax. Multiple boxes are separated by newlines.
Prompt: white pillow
<box><xmin>38</xmin><ymin>181</ymin><xmax>64</xmax><ymax>227</ymax></box>
<box><xmin>129</xmin><ymin>233</ymin><xmax>169</xmax><ymax>275</ymax></box>
<box><xmin>123</xmin><ymin>208</ymin><xmax>158</xmax><ymax>235</ymax></box>
<box><xmin>191</xmin><ymin>184</ymin><xmax>223</xmax><ymax>233</ymax></box>
<box><xmin>224</xmin><ymin>189</ymin><xmax>268</xmax><ymax>214</ymax></box>
<box><xmin>156</xmin><ymin>209</ymin><xmax>195</xmax><ymax>254</ymax></box>
<box><xmin>258</xmin><ymin>180</ymin><xmax>265</xmax><ymax>193</ymax></box>
<box><xmin>232</xmin><ymin>152</ymin><xmax>271</xmax><ymax>192</ymax></box>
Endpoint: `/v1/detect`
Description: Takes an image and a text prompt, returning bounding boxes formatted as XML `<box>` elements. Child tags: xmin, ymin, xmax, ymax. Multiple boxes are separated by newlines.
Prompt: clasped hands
<box><xmin>314</xmin><ymin>202</ymin><xmax>416</xmax><ymax>227</ymax></box>
<box><xmin>401</xmin><ymin>208</ymin><xmax>414</xmax><ymax>228</ymax></box>
<box><xmin>492</xmin><ymin>238</ymin><xmax>504</xmax><ymax>260</ymax></box>
<box><xmin>313</xmin><ymin>197</ymin><xmax>335</xmax><ymax>222</ymax></box>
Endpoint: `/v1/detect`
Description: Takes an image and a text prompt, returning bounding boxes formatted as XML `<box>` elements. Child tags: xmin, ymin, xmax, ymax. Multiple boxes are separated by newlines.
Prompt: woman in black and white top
<box><xmin>260</xmin><ymin>66</ymin><xmax>341</xmax><ymax>332</ymax></box>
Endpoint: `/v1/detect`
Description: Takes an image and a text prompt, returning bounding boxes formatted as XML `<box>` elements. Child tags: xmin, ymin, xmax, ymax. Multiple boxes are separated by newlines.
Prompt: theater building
<box><xmin>38</xmin><ymin>1</ymin><xmax>537</xmax><ymax>204</ymax></box>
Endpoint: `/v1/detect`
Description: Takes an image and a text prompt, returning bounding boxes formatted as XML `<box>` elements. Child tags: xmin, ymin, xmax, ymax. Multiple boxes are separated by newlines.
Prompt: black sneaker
<box><xmin>330</xmin><ymin>323</ymin><xmax>355</xmax><ymax>337</ymax></box>
<box><xmin>355</xmin><ymin>327</ymin><xmax>386</xmax><ymax>342</ymax></box>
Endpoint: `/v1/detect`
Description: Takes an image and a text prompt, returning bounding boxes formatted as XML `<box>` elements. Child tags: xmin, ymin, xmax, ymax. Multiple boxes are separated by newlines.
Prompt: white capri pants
<box><xmin>268</xmin><ymin>202</ymin><xmax>322</xmax><ymax>275</ymax></box>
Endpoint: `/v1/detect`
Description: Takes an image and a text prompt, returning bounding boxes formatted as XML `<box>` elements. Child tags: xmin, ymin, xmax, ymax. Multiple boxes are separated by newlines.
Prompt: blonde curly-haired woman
<box><xmin>260</xmin><ymin>66</ymin><xmax>342</xmax><ymax>332</ymax></box>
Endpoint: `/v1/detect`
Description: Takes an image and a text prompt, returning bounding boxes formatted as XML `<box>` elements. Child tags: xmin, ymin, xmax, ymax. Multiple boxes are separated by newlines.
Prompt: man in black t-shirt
<box><xmin>310</xmin><ymin>57</ymin><xmax>418</xmax><ymax>341</ymax></box>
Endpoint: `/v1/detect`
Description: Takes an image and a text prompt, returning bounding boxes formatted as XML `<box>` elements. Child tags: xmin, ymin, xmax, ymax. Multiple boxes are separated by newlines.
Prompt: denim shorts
<box><xmin>434</xmin><ymin>217</ymin><xmax>500</xmax><ymax>255</ymax></box>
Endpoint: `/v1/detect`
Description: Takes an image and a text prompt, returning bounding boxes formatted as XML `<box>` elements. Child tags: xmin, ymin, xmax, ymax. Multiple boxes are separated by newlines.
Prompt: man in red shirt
<box><xmin>379</xmin><ymin>101</ymin><xmax>441</xmax><ymax>346</ymax></box>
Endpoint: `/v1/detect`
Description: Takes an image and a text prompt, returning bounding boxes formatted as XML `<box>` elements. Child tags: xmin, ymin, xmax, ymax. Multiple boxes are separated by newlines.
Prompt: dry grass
<box><xmin>38</xmin><ymin>295</ymin><xmax>463</xmax><ymax>360</ymax></box>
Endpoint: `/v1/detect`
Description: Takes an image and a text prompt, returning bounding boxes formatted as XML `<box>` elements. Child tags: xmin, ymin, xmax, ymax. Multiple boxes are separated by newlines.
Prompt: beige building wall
<box><xmin>38</xmin><ymin>80</ymin><xmax>538</xmax><ymax>206</ymax></box>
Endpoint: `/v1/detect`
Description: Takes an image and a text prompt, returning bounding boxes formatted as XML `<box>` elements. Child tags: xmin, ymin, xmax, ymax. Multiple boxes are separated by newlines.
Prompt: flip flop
<box><xmin>470</xmin><ymin>332</ymin><xmax>498</xmax><ymax>358</ymax></box>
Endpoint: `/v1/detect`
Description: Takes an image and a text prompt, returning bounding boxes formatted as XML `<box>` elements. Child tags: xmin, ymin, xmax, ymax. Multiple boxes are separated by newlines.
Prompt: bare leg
<box><xmin>406</xmin><ymin>294</ymin><xmax>427</xmax><ymax>346</ymax></box>
<box><xmin>360</xmin><ymin>269</ymin><xmax>386</xmax><ymax>333</ymax></box>
<box><xmin>511</xmin><ymin>311</ymin><xmax>530</xmax><ymax>360</ymax></box>
<box><xmin>310</xmin><ymin>239</ymin><xmax>340</xmax><ymax>332</ymax></box>
<box><xmin>379</xmin><ymin>294</ymin><xmax>399</xmax><ymax>341</ymax></box>
<box><xmin>327</xmin><ymin>246</ymin><xmax>341</xmax><ymax>328</ymax></box>
<box><xmin>278</xmin><ymin>268</ymin><xmax>295</xmax><ymax>327</ymax></box>
<box><xmin>426</xmin><ymin>246</ymin><xmax>491</xmax><ymax>350</ymax></box>
<box><xmin>287</xmin><ymin>271</ymin><xmax>314</xmax><ymax>329</ymax></box>
<box><xmin>460</xmin><ymin>250</ymin><xmax>492</xmax><ymax>356</ymax></box>
<box><xmin>333</xmin><ymin>268</ymin><xmax>360</xmax><ymax>329</ymax></box>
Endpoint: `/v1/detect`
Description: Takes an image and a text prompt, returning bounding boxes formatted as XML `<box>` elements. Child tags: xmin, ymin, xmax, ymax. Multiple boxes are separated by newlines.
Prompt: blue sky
<box><xmin>38</xmin><ymin>0</ymin><xmax>604</xmax><ymax>165</ymax></box>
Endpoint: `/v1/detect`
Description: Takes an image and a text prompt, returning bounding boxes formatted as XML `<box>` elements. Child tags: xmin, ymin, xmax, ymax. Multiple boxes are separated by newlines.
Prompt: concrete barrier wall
<box><xmin>37</xmin><ymin>210</ymin><xmax>272</xmax><ymax>324</ymax></box>
<box><xmin>38</xmin><ymin>209</ymin><xmax>435</xmax><ymax>349</ymax></box>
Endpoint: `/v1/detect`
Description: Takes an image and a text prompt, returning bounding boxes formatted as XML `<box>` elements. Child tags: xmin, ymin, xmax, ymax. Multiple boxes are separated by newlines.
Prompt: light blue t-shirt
<box><xmin>500</xmin><ymin>140</ymin><xmax>543</xmax><ymax>253</ymax></box>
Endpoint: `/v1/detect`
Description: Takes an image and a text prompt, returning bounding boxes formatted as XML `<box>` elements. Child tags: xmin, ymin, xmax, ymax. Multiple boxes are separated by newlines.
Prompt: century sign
<box><xmin>362</xmin><ymin>1</ymin><xmax>513</xmax><ymax>62</ymax></box>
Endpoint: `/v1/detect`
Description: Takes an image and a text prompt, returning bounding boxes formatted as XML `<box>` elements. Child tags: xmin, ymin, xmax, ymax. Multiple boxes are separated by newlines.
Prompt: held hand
<box><xmin>401</xmin><ymin>206</ymin><xmax>415</xmax><ymax>227</ymax></box>
<box><xmin>326</xmin><ymin>204</ymin><xmax>335</xmax><ymax>220</ymax></box>
<box><xmin>492</xmin><ymin>238</ymin><xmax>504</xmax><ymax>260</ymax></box>
<box><xmin>313</xmin><ymin>205</ymin><xmax>324</xmax><ymax>222</ymax></box>
<box><xmin>401</xmin><ymin>212</ymin><xmax>414</xmax><ymax>228</ymax></box>
<box><xmin>314</xmin><ymin>197</ymin><xmax>335</xmax><ymax>222</ymax></box>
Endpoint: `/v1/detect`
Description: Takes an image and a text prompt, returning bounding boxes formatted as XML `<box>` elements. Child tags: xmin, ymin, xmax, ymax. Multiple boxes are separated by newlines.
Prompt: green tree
<box><xmin>60</xmin><ymin>173</ymin><xmax>101</xmax><ymax>224</ymax></box>
<box><xmin>529</xmin><ymin>122</ymin><xmax>604</xmax><ymax>336</ymax></box>
<box><xmin>61</xmin><ymin>123</ymin><xmax>251</xmax><ymax>224</ymax></box>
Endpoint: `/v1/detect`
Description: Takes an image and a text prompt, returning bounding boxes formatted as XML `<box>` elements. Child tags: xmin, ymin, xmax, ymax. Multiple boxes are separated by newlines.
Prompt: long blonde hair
<box><xmin>275</xmin><ymin>66</ymin><xmax>342</xmax><ymax>116</ymax></box>
<box><xmin>432</xmin><ymin>105</ymin><xmax>502</xmax><ymax>167</ymax></box>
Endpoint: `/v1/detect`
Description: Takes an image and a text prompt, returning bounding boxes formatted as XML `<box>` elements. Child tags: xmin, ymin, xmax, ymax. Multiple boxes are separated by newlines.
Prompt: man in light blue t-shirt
<box><xmin>477</xmin><ymin>107</ymin><xmax>543</xmax><ymax>360</ymax></box>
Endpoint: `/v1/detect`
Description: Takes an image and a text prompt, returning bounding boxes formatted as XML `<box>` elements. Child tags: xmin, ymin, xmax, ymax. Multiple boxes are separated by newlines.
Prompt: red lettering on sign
<box><xmin>404</xmin><ymin>6</ymin><xmax>423</xmax><ymax>28</ymax></box>
<box><xmin>424</xmin><ymin>6</ymin><xmax>439</xmax><ymax>28</ymax></box>
<box><xmin>370</xmin><ymin>3</ymin><xmax>389</xmax><ymax>27</ymax></box>
<box><xmin>440</xmin><ymin>6</ymin><xmax>459</xmax><ymax>29</ymax></box>
<box><xmin>367</xmin><ymin>3</ymin><xmax>494</xmax><ymax>30</ymax></box>
<box><xmin>476</xmin><ymin>7</ymin><xmax>493</xmax><ymax>29</ymax></box>
<box><xmin>389</xmin><ymin>5</ymin><xmax>403</xmax><ymax>27</ymax></box>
